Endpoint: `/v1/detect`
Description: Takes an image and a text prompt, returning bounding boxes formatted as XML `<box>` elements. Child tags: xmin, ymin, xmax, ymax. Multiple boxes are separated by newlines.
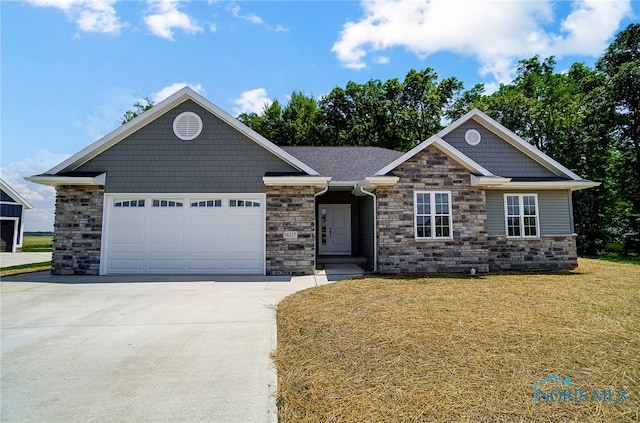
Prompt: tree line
<box><xmin>236</xmin><ymin>23</ymin><xmax>639</xmax><ymax>255</ymax></box>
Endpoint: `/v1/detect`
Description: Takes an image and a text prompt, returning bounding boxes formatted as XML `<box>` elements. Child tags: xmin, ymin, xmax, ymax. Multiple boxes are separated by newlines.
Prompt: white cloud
<box><xmin>228</xmin><ymin>4</ymin><xmax>263</xmax><ymax>24</ymax></box>
<box><xmin>144</xmin><ymin>0</ymin><xmax>203</xmax><ymax>40</ymax></box>
<box><xmin>332</xmin><ymin>0</ymin><xmax>632</xmax><ymax>84</ymax></box>
<box><xmin>1</xmin><ymin>151</ymin><xmax>72</xmax><ymax>232</ymax></box>
<box><xmin>151</xmin><ymin>82</ymin><xmax>204</xmax><ymax>103</ymax></box>
<box><xmin>27</xmin><ymin>0</ymin><xmax>122</xmax><ymax>34</ymax></box>
<box><xmin>74</xmin><ymin>86</ymin><xmax>140</xmax><ymax>141</ymax></box>
<box><xmin>232</xmin><ymin>88</ymin><xmax>272</xmax><ymax>115</ymax></box>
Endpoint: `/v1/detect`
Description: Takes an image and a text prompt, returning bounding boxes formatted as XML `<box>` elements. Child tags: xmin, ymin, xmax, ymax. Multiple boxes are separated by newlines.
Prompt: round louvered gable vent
<box><xmin>465</xmin><ymin>129</ymin><xmax>481</xmax><ymax>146</ymax></box>
<box><xmin>173</xmin><ymin>112</ymin><xmax>203</xmax><ymax>140</ymax></box>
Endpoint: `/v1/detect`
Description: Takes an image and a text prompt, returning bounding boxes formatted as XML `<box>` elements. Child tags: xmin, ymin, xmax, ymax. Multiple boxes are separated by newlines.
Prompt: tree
<box><xmin>121</xmin><ymin>98</ymin><xmax>154</xmax><ymax>124</ymax></box>
<box><xmin>596</xmin><ymin>23</ymin><xmax>640</xmax><ymax>234</ymax></box>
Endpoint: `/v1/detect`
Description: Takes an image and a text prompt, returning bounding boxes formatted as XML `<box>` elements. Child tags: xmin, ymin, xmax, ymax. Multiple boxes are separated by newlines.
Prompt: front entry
<box><xmin>319</xmin><ymin>204</ymin><xmax>351</xmax><ymax>255</ymax></box>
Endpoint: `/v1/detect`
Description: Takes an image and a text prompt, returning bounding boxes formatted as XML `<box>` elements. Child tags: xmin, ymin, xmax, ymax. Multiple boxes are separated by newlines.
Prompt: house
<box><xmin>1</xmin><ymin>178</ymin><xmax>33</xmax><ymax>253</ymax></box>
<box><xmin>26</xmin><ymin>87</ymin><xmax>598</xmax><ymax>276</ymax></box>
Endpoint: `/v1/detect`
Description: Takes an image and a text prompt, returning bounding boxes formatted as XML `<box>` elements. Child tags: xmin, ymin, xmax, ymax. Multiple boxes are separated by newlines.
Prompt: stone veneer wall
<box><xmin>52</xmin><ymin>185</ymin><xmax>104</xmax><ymax>275</ymax></box>
<box><xmin>487</xmin><ymin>235</ymin><xmax>578</xmax><ymax>270</ymax></box>
<box><xmin>377</xmin><ymin>147</ymin><xmax>489</xmax><ymax>273</ymax></box>
<box><xmin>266</xmin><ymin>186</ymin><xmax>316</xmax><ymax>276</ymax></box>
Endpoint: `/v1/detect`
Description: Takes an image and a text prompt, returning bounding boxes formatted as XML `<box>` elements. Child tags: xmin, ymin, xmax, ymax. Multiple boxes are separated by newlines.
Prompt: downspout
<box><xmin>357</xmin><ymin>184</ymin><xmax>378</xmax><ymax>272</ymax></box>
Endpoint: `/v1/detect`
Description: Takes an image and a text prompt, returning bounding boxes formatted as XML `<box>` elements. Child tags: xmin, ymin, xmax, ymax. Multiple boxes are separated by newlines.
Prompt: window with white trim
<box><xmin>190</xmin><ymin>199</ymin><xmax>222</xmax><ymax>208</ymax></box>
<box><xmin>152</xmin><ymin>199</ymin><xmax>183</xmax><ymax>207</ymax></box>
<box><xmin>229</xmin><ymin>199</ymin><xmax>261</xmax><ymax>207</ymax></box>
<box><xmin>414</xmin><ymin>191</ymin><xmax>452</xmax><ymax>239</ymax></box>
<box><xmin>505</xmin><ymin>194</ymin><xmax>539</xmax><ymax>237</ymax></box>
<box><xmin>114</xmin><ymin>199</ymin><xmax>145</xmax><ymax>207</ymax></box>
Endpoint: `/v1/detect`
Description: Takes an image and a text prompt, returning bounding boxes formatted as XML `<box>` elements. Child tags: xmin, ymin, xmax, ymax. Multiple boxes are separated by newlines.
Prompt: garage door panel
<box><xmin>149</xmin><ymin>243</ymin><xmax>183</xmax><ymax>253</ymax></box>
<box><xmin>109</xmin><ymin>259</ymin><xmax>144</xmax><ymax>271</ymax></box>
<box><xmin>187</xmin><ymin>259</ymin><xmax>223</xmax><ymax>272</ymax></box>
<box><xmin>148</xmin><ymin>259</ymin><xmax>184</xmax><ymax>271</ymax></box>
<box><xmin>188</xmin><ymin>243</ymin><xmax>223</xmax><ymax>254</ymax></box>
<box><xmin>227</xmin><ymin>243</ymin><xmax>260</xmax><ymax>253</ymax></box>
<box><xmin>106</xmin><ymin>195</ymin><xmax>264</xmax><ymax>275</ymax></box>
<box><xmin>109</xmin><ymin>215</ymin><xmax>146</xmax><ymax>237</ymax></box>
<box><xmin>110</xmin><ymin>243</ymin><xmax>145</xmax><ymax>254</ymax></box>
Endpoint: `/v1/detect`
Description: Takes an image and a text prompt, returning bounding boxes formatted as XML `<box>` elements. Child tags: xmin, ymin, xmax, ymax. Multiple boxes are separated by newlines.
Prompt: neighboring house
<box><xmin>27</xmin><ymin>87</ymin><xmax>599</xmax><ymax>276</ymax></box>
<box><xmin>1</xmin><ymin>178</ymin><xmax>33</xmax><ymax>253</ymax></box>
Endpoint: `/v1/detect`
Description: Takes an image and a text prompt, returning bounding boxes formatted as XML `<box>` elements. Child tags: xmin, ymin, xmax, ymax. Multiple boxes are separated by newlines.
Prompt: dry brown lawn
<box><xmin>274</xmin><ymin>258</ymin><xmax>639</xmax><ymax>422</ymax></box>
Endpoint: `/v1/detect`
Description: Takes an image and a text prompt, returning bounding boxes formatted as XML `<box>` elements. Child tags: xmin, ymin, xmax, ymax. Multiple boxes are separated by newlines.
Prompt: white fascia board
<box><xmin>470</xmin><ymin>175</ymin><xmax>512</xmax><ymax>187</ymax></box>
<box><xmin>47</xmin><ymin>87</ymin><xmax>319</xmax><ymax>176</ymax></box>
<box><xmin>262</xmin><ymin>176</ymin><xmax>331</xmax><ymax>187</ymax></box>
<box><xmin>353</xmin><ymin>176</ymin><xmax>399</xmax><ymax>194</ymax></box>
<box><xmin>440</xmin><ymin>109</ymin><xmax>583</xmax><ymax>180</ymax></box>
<box><xmin>329</xmin><ymin>181</ymin><xmax>359</xmax><ymax>187</ymax></box>
<box><xmin>0</xmin><ymin>178</ymin><xmax>33</xmax><ymax>209</ymax></box>
<box><xmin>484</xmin><ymin>180</ymin><xmax>601</xmax><ymax>191</ymax></box>
<box><xmin>24</xmin><ymin>173</ymin><xmax>106</xmax><ymax>187</ymax></box>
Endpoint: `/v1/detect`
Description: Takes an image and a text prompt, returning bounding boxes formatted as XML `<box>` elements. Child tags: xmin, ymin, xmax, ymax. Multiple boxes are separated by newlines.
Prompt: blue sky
<box><xmin>1</xmin><ymin>0</ymin><xmax>638</xmax><ymax>231</ymax></box>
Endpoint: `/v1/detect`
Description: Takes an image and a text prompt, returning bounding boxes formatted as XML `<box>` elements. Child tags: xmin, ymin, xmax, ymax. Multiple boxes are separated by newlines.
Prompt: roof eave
<box><xmin>24</xmin><ymin>173</ymin><xmax>106</xmax><ymax>187</ymax></box>
<box><xmin>482</xmin><ymin>180</ymin><xmax>601</xmax><ymax>191</ymax></box>
<box><xmin>0</xmin><ymin>178</ymin><xmax>33</xmax><ymax>209</ymax></box>
<box><xmin>262</xmin><ymin>176</ymin><xmax>331</xmax><ymax>187</ymax></box>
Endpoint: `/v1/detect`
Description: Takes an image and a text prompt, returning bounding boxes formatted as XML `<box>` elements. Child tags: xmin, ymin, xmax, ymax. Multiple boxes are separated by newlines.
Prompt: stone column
<box><xmin>52</xmin><ymin>185</ymin><xmax>104</xmax><ymax>275</ymax></box>
<box><xmin>265</xmin><ymin>186</ymin><xmax>316</xmax><ymax>276</ymax></box>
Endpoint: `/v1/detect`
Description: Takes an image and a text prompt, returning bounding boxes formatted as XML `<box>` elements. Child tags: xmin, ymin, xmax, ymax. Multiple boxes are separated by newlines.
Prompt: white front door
<box><xmin>319</xmin><ymin>204</ymin><xmax>351</xmax><ymax>255</ymax></box>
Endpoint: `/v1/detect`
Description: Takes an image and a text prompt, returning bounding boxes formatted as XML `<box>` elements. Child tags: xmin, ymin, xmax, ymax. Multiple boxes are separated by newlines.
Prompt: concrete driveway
<box><xmin>0</xmin><ymin>268</ymin><xmax>360</xmax><ymax>423</ymax></box>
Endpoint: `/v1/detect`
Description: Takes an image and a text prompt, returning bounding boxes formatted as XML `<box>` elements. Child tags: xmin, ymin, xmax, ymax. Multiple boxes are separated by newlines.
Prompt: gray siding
<box><xmin>358</xmin><ymin>195</ymin><xmax>375</xmax><ymax>266</ymax></box>
<box><xmin>443</xmin><ymin>121</ymin><xmax>558</xmax><ymax>178</ymax></box>
<box><xmin>75</xmin><ymin>100</ymin><xmax>298</xmax><ymax>193</ymax></box>
<box><xmin>486</xmin><ymin>190</ymin><xmax>574</xmax><ymax>236</ymax></box>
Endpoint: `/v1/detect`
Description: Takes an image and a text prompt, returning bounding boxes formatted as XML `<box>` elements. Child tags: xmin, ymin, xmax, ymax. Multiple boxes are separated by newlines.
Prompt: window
<box><xmin>229</xmin><ymin>199</ymin><xmax>260</xmax><ymax>208</ymax></box>
<box><xmin>505</xmin><ymin>194</ymin><xmax>539</xmax><ymax>237</ymax></box>
<box><xmin>190</xmin><ymin>199</ymin><xmax>221</xmax><ymax>208</ymax></box>
<box><xmin>415</xmin><ymin>191</ymin><xmax>452</xmax><ymax>239</ymax></box>
<box><xmin>114</xmin><ymin>199</ymin><xmax>145</xmax><ymax>207</ymax></box>
<box><xmin>152</xmin><ymin>199</ymin><xmax>183</xmax><ymax>207</ymax></box>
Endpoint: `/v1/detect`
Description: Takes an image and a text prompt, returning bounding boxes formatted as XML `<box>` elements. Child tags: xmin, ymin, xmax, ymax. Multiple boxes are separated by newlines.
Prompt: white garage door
<box><xmin>102</xmin><ymin>195</ymin><xmax>265</xmax><ymax>275</ymax></box>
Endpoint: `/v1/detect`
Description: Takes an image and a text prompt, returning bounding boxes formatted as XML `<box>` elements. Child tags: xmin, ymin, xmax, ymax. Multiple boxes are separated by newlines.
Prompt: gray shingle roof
<box><xmin>282</xmin><ymin>146</ymin><xmax>404</xmax><ymax>182</ymax></box>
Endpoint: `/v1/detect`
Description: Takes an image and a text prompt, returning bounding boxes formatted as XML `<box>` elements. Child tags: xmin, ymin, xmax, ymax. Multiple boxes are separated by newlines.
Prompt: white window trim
<box><xmin>503</xmin><ymin>193</ymin><xmax>540</xmax><ymax>238</ymax></box>
<box><xmin>414</xmin><ymin>191</ymin><xmax>453</xmax><ymax>240</ymax></box>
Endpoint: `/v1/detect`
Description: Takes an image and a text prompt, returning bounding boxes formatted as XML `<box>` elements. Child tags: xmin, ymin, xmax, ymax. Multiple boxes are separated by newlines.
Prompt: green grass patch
<box><xmin>21</xmin><ymin>235</ymin><xmax>53</xmax><ymax>252</ymax></box>
<box><xmin>0</xmin><ymin>261</ymin><xmax>51</xmax><ymax>277</ymax></box>
<box><xmin>585</xmin><ymin>252</ymin><xmax>640</xmax><ymax>265</ymax></box>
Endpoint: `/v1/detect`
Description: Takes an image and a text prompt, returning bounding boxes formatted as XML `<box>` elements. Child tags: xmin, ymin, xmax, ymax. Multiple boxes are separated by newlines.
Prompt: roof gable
<box><xmin>0</xmin><ymin>178</ymin><xmax>33</xmax><ymax>209</ymax></box>
<box><xmin>437</xmin><ymin>109</ymin><xmax>582</xmax><ymax>180</ymax></box>
<box><xmin>46</xmin><ymin>87</ymin><xmax>318</xmax><ymax>176</ymax></box>
<box><xmin>375</xmin><ymin>135</ymin><xmax>493</xmax><ymax>177</ymax></box>
<box><xmin>373</xmin><ymin>108</ymin><xmax>599</xmax><ymax>191</ymax></box>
